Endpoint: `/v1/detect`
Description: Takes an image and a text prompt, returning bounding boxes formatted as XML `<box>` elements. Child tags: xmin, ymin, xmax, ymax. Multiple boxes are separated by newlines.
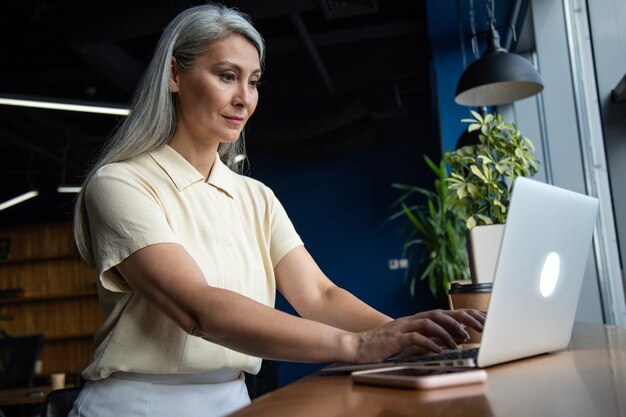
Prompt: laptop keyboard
<box><xmin>385</xmin><ymin>347</ymin><xmax>479</xmax><ymax>365</ymax></box>
<box><xmin>413</xmin><ymin>347</ymin><xmax>479</xmax><ymax>362</ymax></box>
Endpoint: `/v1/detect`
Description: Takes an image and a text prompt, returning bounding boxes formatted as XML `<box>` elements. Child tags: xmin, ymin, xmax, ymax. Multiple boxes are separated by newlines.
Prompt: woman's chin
<box><xmin>213</xmin><ymin>128</ymin><xmax>241</xmax><ymax>142</ymax></box>
<box><xmin>220</xmin><ymin>134</ymin><xmax>241</xmax><ymax>144</ymax></box>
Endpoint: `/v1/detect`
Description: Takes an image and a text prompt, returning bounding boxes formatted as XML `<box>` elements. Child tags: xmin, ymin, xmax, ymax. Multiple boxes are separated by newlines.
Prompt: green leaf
<box><xmin>466</xmin><ymin>216</ymin><xmax>477</xmax><ymax>229</ymax></box>
<box><xmin>470</xmin><ymin>165</ymin><xmax>487</xmax><ymax>182</ymax></box>
<box><xmin>467</xmin><ymin>183</ymin><xmax>478</xmax><ymax>197</ymax></box>
<box><xmin>470</xmin><ymin>110</ymin><xmax>483</xmax><ymax>123</ymax></box>
<box><xmin>423</xmin><ymin>155</ymin><xmax>440</xmax><ymax>175</ymax></box>
<box><xmin>468</xmin><ymin>123</ymin><xmax>481</xmax><ymax>133</ymax></box>
<box><xmin>456</xmin><ymin>185</ymin><xmax>468</xmax><ymax>199</ymax></box>
<box><xmin>476</xmin><ymin>214</ymin><xmax>493</xmax><ymax>224</ymax></box>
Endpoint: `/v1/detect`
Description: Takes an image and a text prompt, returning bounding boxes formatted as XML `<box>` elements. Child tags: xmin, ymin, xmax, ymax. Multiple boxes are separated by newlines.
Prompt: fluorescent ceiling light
<box><xmin>57</xmin><ymin>186</ymin><xmax>82</xmax><ymax>193</ymax></box>
<box><xmin>0</xmin><ymin>190</ymin><xmax>39</xmax><ymax>211</ymax></box>
<box><xmin>0</xmin><ymin>97</ymin><xmax>129</xmax><ymax>116</ymax></box>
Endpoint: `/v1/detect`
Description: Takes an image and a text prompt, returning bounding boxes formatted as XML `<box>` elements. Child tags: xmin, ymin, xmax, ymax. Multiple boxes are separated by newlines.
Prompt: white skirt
<box><xmin>68</xmin><ymin>370</ymin><xmax>250</xmax><ymax>417</ymax></box>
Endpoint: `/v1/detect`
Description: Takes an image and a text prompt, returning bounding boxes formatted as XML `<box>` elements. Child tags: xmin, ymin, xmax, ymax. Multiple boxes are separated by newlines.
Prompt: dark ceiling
<box><xmin>0</xmin><ymin>0</ymin><xmax>433</xmax><ymax>227</ymax></box>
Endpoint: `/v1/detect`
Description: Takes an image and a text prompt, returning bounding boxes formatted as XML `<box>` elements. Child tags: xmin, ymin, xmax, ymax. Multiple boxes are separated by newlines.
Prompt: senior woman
<box><xmin>69</xmin><ymin>4</ymin><xmax>484</xmax><ymax>417</ymax></box>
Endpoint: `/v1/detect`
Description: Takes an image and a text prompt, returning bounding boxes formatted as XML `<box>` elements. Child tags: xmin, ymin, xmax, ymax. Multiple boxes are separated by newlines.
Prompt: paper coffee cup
<box><xmin>449</xmin><ymin>282</ymin><xmax>492</xmax><ymax>345</ymax></box>
<box><xmin>50</xmin><ymin>373</ymin><xmax>66</xmax><ymax>390</ymax></box>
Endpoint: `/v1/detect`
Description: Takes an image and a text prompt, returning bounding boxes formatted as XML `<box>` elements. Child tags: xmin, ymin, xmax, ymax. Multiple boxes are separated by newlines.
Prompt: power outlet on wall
<box><xmin>388</xmin><ymin>258</ymin><xmax>408</xmax><ymax>270</ymax></box>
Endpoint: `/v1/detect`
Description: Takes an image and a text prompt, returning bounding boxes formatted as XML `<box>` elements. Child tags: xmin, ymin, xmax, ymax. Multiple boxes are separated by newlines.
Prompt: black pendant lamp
<box><xmin>455</xmin><ymin>1</ymin><xmax>544</xmax><ymax>107</ymax></box>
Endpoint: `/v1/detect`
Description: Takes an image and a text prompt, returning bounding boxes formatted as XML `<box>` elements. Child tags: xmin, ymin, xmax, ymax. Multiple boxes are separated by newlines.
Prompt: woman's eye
<box><xmin>220</xmin><ymin>73</ymin><xmax>236</xmax><ymax>82</ymax></box>
<box><xmin>250</xmin><ymin>78</ymin><xmax>262</xmax><ymax>88</ymax></box>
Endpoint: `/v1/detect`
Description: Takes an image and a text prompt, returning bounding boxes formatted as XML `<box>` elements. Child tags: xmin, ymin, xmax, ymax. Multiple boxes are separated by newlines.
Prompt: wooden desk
<box><xmin>0</xmin><ymin>386</ymin><xmax>49</xmax><ymax>407</ymax></box>
<box><xmin>230</xmin><ymin>323</ymin><xmax>626</xmax><ymax>417</ymax></box>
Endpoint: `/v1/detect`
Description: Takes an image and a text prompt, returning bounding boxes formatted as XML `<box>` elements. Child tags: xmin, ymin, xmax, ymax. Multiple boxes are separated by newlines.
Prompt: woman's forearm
<box><xmin>299</xmin><ymin>284</ymin><xmax>393</xmax><ymax>332</ymax></box>
<box><xmin>187</xmin><ymin>285</ymin><xmax>358</xmax><ymax>363</ymax></box>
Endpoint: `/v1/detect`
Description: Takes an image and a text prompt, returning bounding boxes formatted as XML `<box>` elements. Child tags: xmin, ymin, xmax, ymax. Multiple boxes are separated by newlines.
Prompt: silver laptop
<box><xmin>323</xmin><ymin>177</ymin><xmax>599</xmax><ymax>372</ymax></box>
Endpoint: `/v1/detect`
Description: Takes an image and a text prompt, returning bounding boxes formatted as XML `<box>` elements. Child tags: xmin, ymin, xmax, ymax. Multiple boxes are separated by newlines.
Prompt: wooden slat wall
<box><xmin>0</xmin><ymin>222</ymin><xmax>101</xmax><ymax>375</ymax></box>
<box><xmin>0</xmin><ymin>259</ymin><xmax>96</xmax><ymax>296</ymax></box>
<box><xmin>1</xmin><ymin>222</ymin><xmax>76</xmax><ymax>261</ymax></box>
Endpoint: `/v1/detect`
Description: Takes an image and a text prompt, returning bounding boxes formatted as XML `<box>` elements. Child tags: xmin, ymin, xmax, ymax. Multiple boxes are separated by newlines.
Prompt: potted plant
<box><xmin>445</xmin><ymin>111</ymin><xmax>539</xmax><ymax>283</ymax></box>
<box><xmin>389</xmin><ymin>156</ymin><xmax>470</xmax><ymax>300</ymax></box>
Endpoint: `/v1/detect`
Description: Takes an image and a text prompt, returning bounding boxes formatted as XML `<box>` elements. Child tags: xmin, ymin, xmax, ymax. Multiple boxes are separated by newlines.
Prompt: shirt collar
<box><xmin>149</xmin><ymin>145</ymin><xmax>235</xmax><ymax>198</ymax></box>
<box><xmin>206</xmin><ymin>152</ymin><xmax>235</xmax><ymax>198</ymax></box>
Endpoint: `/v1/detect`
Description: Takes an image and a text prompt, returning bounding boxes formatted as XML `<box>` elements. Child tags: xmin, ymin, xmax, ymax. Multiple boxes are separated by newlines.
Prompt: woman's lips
<box><xmin>223</xmin><ymin>115</ymin><xmax>244</xmax><ymax>126</ymax></box>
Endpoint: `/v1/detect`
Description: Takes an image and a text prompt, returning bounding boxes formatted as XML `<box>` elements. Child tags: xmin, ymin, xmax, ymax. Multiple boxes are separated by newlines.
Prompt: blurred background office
<box><xmin>0</xmin><ymin>0</ymin><xmax>624</xmax><ymax>393</ymax></box>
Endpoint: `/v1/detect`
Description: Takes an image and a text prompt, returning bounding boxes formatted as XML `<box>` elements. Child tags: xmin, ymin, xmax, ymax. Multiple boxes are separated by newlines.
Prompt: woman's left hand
<box><xmin>393</xmin><ymin>308</ymin><xmax>486</xmax><ymax>357</ymax></box>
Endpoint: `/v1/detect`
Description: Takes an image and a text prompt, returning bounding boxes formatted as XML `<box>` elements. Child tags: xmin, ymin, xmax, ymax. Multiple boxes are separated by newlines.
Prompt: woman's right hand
<box><xmin>351</xmin><ymin>309</ymin><xmax>479</xmax><ymax>364</ymax></box>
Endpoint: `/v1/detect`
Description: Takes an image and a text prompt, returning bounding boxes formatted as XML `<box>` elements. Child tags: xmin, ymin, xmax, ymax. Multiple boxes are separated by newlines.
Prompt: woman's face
<box><xmin>170</xmin><ymin>34</ymin><xmax>261</xmax><ymax>145</ymax></box>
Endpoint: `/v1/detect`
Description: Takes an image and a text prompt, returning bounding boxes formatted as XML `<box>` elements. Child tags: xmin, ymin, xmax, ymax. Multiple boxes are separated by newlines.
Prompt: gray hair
<box><xmin>74</xmin><ymin>3</ymin><xmax>265</xmax><ymax>266</ymax></box>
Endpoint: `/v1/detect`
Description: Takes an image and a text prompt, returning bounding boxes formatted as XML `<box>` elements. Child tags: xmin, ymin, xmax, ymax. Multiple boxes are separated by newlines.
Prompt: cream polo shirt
<box><xmin>82</xmin><ymin>145</ymin><xmax>303</xmax><ymax>380</ymax></box>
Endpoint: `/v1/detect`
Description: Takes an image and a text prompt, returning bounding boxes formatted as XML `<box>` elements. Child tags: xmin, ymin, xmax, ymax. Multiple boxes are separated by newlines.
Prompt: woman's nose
<box><xmin>233</xmin><ymin>83</ymin><xmax>253</xmax><ymax>107</ymax></box>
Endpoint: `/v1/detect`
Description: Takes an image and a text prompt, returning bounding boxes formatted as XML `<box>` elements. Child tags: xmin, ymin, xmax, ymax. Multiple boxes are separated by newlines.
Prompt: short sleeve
<box><xmin>267</xmin><ymin>189</ymin><xmax>304</xmax><ymax>268</ymax></box>
<box><xmin>85</xmin><ymin>165</ymin><xmax>180</xmax><ymax>292</ymax></box>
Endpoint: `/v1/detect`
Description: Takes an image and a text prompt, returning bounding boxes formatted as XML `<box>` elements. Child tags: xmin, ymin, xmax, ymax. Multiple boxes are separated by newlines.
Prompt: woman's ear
<box><xmin>169</xmin><ymin>57</ymin><xmax>180</xmax><ymax>93</ymax></box>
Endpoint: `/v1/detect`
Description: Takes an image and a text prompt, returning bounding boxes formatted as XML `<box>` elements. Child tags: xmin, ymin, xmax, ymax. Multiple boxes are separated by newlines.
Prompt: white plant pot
<box><xmin>467</xmin><ymin>223</ymin><xmax>505</xmax><ymax>284</ymax></box>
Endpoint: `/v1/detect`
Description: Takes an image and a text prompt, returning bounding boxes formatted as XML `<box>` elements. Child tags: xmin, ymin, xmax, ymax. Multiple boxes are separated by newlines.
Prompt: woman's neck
<box><xmin>168</xmin><ymin>133</ymin><xmax>219</xmax><ymax>180</ymax></box>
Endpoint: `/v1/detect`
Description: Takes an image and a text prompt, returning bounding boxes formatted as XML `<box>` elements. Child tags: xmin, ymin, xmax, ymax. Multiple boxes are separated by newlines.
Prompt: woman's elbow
<box><xmin>181</xmin><ymin>310</ymin><xmax>219</xmax><ymax>342</ymax></box>
<box><xmin>184</xmin><ymin>317</ymin><xmax>202</xmax><ymax>338</ymax></box>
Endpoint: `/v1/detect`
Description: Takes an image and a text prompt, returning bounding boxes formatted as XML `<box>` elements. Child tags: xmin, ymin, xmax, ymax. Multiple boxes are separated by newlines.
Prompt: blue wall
<box><xmin>429</xmin><ymin>36</ymin><xmax>470</xmax><ymax>152</ymax></box>
<box><xmin>248</xmin><ymin>105</ymin><xmax>444</xmax><ymax>386</ymax></box>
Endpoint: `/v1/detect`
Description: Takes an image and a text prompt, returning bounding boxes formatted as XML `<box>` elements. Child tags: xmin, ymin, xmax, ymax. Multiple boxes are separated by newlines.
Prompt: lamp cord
<box><xmin>487</xmin><ymin>0</ymin><xmax>496</xmax><ymax>27</ymax></box>
<box><xmin>469</xmin><ymin>0</ymin><xmax>479</xmax><ymax>59</ymax></box>
<box><xmin>456</xmin><ymin>0</ymin><xmax>467</xmax><ymax>70</ymax></box>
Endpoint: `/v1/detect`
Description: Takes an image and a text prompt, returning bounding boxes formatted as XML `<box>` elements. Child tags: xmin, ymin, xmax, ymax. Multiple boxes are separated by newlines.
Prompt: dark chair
<box><xmin>0</xmin><ymin>333</ymin><xmax>44</xmax><ymax>389</ymax></box>
<box><xmin>40</xmin><ymin>387</ymin><xmax>82</xmax><ymax>417</ymax></box>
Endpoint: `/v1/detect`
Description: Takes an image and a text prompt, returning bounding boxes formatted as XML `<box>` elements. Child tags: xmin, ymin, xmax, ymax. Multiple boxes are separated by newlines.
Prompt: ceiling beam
<box><xmin>290</xmin><ymin>13</ymin><xmax>337</xmax><ymax>96</ymax></box>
